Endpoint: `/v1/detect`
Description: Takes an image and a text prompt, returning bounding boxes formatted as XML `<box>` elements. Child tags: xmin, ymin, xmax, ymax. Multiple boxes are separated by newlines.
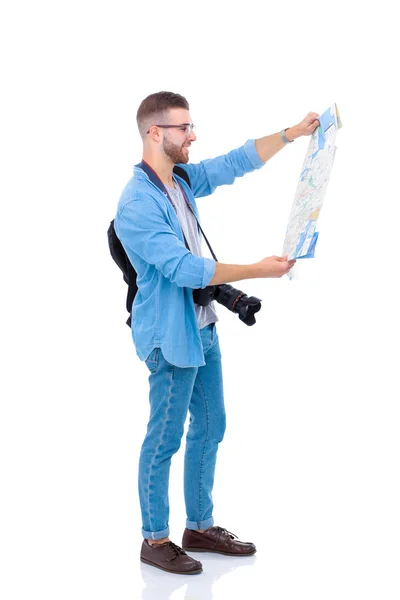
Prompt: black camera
<box><xmin>193</xmin><ymin>285</ymin><xmax>262</xmax><ymax>326</ymax></box>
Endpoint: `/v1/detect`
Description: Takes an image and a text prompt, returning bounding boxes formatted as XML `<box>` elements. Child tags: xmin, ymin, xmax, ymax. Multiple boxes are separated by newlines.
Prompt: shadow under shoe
<box><xmin>140</xmin><ymin>539</ymin><xmax>203</xmax><ymax>575</ymax></box>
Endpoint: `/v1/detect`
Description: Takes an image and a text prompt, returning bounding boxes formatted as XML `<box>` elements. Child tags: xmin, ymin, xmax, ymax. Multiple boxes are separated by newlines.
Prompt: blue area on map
<box><xmin>300</xmin><ymin>167</ymin><xmax>311</xmax><ymax>181</ymax></box>
<box><xmin>296</xmin><ymin>231</ymin><xmax>319</xmax><ymax>259</ymax></box>
<box><xmin>311</xmin><ymin>105</ymin><xmax>337</xmax><ymax>160</ymax></box>
<box><xmin>294</xmin><ymin>219</ymin><xmax>317</xmax><ymax>258</ymax></box>
<box><xmin>311</xmin><ymin>128</ymin><xmax>325</xmax><ymax>159</ymax></box>
<box><xmin>294</xmin><ymin>230</ymin><xmax>307</xmax><ymax>257</ymax></box>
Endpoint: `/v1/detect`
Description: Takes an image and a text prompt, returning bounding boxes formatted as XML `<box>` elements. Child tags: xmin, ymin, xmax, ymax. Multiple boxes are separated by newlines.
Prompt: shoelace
<box><xmin>215</xmin><ymin>526</ymin><xmax>239</xmax><ymax>540</ymax></box>
<box><xmin>167</xmin><ymin>541</ymin><xmax>188</xmax><ymax>560</ymax></box>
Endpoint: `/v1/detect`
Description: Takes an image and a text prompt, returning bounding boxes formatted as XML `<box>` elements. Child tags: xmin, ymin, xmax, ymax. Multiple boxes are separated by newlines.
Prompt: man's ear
<box><xmin>148</xmin><ymin>125</ymin><xmax>161</xmax><ymax>141</ymax></box>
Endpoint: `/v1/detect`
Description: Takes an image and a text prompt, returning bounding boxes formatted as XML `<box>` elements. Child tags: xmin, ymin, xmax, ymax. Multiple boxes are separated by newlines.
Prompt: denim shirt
<box><xmin>114</xmin><ymin>139</ymin><xmax>265</xmax><ymax>367</ymax></box>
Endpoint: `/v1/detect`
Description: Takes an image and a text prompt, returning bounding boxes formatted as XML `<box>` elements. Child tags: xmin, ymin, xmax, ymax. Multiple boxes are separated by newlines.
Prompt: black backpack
<box><xmin>107</xmin><ymin>165</ymin><xmax>192</xmax><ymax>327</ymax></box>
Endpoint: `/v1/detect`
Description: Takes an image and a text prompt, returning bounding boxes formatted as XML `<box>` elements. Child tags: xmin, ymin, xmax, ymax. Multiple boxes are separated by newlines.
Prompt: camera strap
<box><xmin>137</xmin><ymin>160</ymin><xmax>218</xmax><ymax>262</ymax></box>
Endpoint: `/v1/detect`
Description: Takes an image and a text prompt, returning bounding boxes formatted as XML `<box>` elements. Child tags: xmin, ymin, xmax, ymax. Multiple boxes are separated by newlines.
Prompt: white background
<box><xmin>1</xmin><ymin>1</ymin><xmax>399</xmax><ymax>599</ymax></box>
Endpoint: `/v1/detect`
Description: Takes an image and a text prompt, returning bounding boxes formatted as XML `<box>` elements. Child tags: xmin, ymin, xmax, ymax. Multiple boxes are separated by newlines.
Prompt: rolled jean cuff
<box><xmin>186</xmin><ymin>516</ymin><xmax>214</xmax><ymax>531</ymax></box>
<box><xmin>141</xmin><ymin>525</ymin><xmax>169</xmax><ymax>540</ymax></box>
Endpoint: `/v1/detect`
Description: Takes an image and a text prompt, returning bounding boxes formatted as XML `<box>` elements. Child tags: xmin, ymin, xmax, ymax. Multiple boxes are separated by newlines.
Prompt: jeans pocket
<box><xmin>210</xmin><ymin>323</ymin><xmax>218</xmax><ymax>345</ymax></box>
<box><xmin>202</xmin><ymin>323</ymin><xmax>217</xmax><ymax>353</ymax></box>
<box><xmin>211</xmin><ymin>323</ymin><xmax>216</xmax><ymax>341</ymax></box>
<box><xmin>145</xmin><ymin>347</ymin><xmax>159</xmax><ymax>374</ymax></box>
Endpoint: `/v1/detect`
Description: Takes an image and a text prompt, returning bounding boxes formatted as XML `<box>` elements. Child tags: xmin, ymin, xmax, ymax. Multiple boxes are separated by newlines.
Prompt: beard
<box><xmin>162</xmin><ymin>136</ymin><xmax>189</xmax><ymax>164</ymax></box>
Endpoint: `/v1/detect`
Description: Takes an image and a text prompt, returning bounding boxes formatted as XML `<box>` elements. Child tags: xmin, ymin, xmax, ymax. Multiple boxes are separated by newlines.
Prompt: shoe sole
<box><xmin>140</xmin><ymin>557</ymin><xmax>202</xmax><ymax>575</ymax></box>
<box><xmin>182</xmin><ymin>547</ymin><xmax>256</xmax><ymax>556</ymax></box>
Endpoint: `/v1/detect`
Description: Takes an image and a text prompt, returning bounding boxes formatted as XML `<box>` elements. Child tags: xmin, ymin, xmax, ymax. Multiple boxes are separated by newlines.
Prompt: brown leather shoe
<box><xmin>182</xmin><ymin>526</ymin><xmax>256</xmax><ymax>556</ymax></box>
<box><xmin>140</xmin><ymin>539</ymin><xmax>203</xmax><ymax>574</ymax></box>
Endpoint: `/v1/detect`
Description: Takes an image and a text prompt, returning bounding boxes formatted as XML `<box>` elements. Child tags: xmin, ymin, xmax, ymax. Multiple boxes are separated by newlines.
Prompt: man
<box><xmin>114</xmin><ymin>91</ymin><xmax>319</xmax><ymax>575</ymax></box>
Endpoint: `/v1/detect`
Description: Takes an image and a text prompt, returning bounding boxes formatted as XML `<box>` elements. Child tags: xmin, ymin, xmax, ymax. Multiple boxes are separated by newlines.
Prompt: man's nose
<box><xmin>188</xmin><ymin>129</ymin><xmax>197</xmax><ymax>142</ymax></box>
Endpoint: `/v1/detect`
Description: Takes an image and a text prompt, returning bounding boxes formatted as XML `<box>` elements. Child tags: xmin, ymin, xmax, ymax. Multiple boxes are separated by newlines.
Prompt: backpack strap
<box><xmin>173</xmin><ymin>165</ymin><xmax>191</xmax><ymax>187</ymax></box>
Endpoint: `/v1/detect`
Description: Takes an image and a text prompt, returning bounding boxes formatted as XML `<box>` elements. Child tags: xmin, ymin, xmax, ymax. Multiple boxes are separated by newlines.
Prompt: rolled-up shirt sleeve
<box><xmin>115</xmin><ymin>196</ymin><xmax>216</xmax><ymax>290</ymax></box>
<box><xmin>201</xmin><ymin>255</ymin><xmax>216</xmax><ymax>288</ymax></box>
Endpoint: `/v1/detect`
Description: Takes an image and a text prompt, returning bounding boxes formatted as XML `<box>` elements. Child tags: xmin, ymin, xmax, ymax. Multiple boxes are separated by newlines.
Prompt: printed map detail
<box><xmin>282</xmin><ymin>103</ymin><xmax>342</xmax><ymax>264</ymax></box>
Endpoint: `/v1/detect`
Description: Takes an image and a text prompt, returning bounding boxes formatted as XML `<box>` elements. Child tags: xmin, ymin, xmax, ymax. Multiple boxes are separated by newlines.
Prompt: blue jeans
<box><xmin>139</xmin><ymin>323</ymin><xmax>226</xmax><ymax>540</ymax></box>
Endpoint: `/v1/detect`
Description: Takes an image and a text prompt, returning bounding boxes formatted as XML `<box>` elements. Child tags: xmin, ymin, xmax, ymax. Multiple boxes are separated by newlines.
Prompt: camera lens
<box><xmin>193</xmin><ymin>284</ymin><xmax>262</xmax><ymax>326</ymax></box>
<box><xmin>214</xmin><ymin>285</ymin><xmax>262</xmax><ymax>326</ymax></box>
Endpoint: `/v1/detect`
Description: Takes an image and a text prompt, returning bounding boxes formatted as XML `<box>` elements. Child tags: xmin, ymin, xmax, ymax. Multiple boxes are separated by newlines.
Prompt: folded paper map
<box><xmin>282</xmin><ymin>103</ymin><xmax>342</xmax><ymax>272</ymax></box>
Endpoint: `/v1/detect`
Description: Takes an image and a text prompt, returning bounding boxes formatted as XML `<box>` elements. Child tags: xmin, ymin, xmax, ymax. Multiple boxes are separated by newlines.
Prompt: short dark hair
<box><xmin>136</xmin><ymin>91</ymin><xmax>190</xmax><ymax>139</ymax></box>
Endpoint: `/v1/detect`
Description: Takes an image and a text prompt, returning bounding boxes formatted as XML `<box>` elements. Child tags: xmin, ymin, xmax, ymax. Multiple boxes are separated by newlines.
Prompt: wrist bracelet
<box><xmin>280</xmin><ymin>128</ymin><xmax>294</xmax><ymax>144</ymax></box>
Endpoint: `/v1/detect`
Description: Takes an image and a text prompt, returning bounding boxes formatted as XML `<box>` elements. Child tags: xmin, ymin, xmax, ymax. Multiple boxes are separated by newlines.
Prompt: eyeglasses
<box><xmin>146</xmin><ymin>123</ymin><xmax>195</xmax><ymax>137</ymax></box>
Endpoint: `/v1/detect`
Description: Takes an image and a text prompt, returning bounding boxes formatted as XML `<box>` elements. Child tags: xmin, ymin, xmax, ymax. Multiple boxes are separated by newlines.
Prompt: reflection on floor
<box><xmin>140</xmin><ymin>552</ymin><xmax>257</xmax><ymax>600</ymax></box>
